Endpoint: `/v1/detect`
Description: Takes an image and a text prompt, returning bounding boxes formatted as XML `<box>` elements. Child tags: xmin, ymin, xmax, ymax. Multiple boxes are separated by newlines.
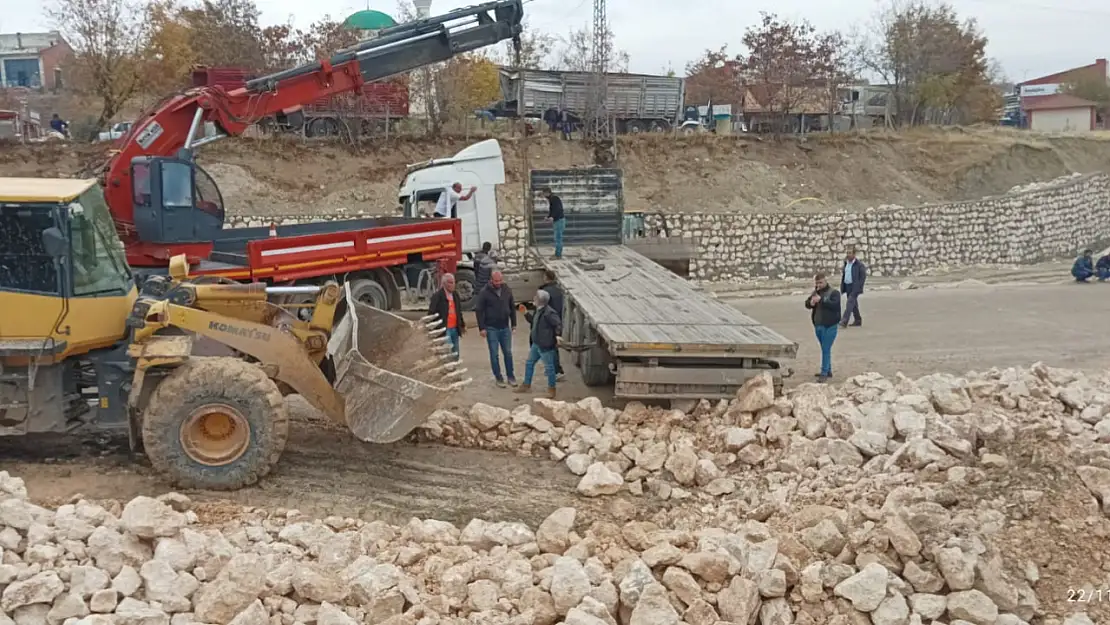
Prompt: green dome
<box><xmin>343</xmin><ymin>10</ymin><xmax>397</xmax><ymax>30</ymax></box>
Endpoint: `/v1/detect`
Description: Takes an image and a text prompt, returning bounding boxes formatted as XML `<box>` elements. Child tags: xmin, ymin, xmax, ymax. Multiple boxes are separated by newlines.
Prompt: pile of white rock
<box><xmin>0</xmin><ymin>466</ymin><xmax>1101</xmax><ymax>625</ymax></box>
<box><xmin>416</xmin><ymin>364</ymin><xmax>1110</xmax><ymax>509</ymax></box>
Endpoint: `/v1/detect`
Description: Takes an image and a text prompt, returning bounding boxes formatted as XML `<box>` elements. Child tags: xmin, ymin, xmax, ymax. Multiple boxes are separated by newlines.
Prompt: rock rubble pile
<box><xmin>416</xmin><ymin>364</ymin><xmax>1110</xmax><ymax>511</ymax></box>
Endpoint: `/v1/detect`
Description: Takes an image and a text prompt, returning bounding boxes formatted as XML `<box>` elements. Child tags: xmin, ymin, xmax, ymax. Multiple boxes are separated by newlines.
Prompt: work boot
<box><xmin>546</xmin><ymin>386</ymin><xmax>557</xmax><ymax>399</ymax></box>
<box><xmin>514</xmin><ymin>384</ymin><xmax>531</xmax><ymax>394</ymax></box>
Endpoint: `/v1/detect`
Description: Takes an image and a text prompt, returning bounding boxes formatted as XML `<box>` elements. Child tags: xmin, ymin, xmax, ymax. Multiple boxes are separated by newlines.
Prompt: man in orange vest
<box><xmin>427</xmin><ymin>273</ymin><xmax>465</xmax><ymax>359</ymax></box>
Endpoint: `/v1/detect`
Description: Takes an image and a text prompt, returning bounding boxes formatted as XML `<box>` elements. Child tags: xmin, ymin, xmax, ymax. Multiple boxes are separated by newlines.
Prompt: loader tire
<box><xmin>454</xmin><ymin>268</ymin><xmax>477</xmax><ymax>311</ymax></box>
<box><xmin>141</xmin><ymin>357</ymin><xmax>289</xmax><ymax>491</ymax></box>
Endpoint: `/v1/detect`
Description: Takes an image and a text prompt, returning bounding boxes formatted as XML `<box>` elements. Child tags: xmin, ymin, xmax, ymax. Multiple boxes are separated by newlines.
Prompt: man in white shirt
<box><xmin>839</xmin><ymin>246</ymin><xmax>867</xmax><ymax>328</ymax></box>
<box><xmin>434</xmin><ymin>182</ymin><xmax>477</xmax><ymax>218</ymax></box>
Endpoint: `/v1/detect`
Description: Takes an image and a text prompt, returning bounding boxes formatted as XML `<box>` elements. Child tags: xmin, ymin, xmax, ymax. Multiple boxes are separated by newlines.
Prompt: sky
<box><xmin>5</xmin><ymin>0</ymin><xmax>1108</xmax><ymax>83</ymax></box>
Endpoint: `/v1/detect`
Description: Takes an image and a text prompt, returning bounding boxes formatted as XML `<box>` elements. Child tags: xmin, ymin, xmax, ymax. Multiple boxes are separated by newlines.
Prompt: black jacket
<box><xmin>530</xmin><ymin>305</ymin><xmax>562</xmax><ymax>350</ymax></box>
<box><xmin>547</xmin><ymin>195</ymin><xmax>565</xmax><ymax>221</ymax></box>
<box><xmin>474</xmin><ymin>284</ymin><xmax>516</xmax><ymax>330</ymax></box>
<box><xmin>427</xmin><ymin>289</ymin><xmax>465</xmax><ymax>332</ymax></box>
<box><xmin>840</xmin><ymin>259</ymin><xmax>867</xmax><ymax>296</ymax></box>
<box><xmin>805</xmin><ymin>286</ymin><xmax>842</xmax><ymax>327</ymax></box>
<box><xmin>1098</xmin><ymin>255</ymin><xmax>1110</xmax><ymax>271</ymax></box>
<box><xmin>541</xmin><ymin>281</ymin><xmax>565</xmax><ymax>315</ymax></box>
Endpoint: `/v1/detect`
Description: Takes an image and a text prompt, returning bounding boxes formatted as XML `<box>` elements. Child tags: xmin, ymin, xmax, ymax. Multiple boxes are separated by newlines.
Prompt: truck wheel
<box><xmin>579</xmin><ymin>324</ymin><xmax>612</xmax><ymax>386</ymax></box>
<box><xmin>625</xmin><ymin>120</ymin><xmax>646</xmax><ymax>134</ymax></box>
<box><xmin>141</xmin><ymin>358</ymin><xmax>289</xmax><ymax>491</ymax></box>
<box><xmin>454</xmin><ymin>269</ymin><xmax>477</xmax><ymax>311</ymax></box>
<box><xmin>650</xmin><ymin>120</ymin><xmax>671</xmax><ymax>133</ymax></box>
<box><xmin>347</xmin><ymin>278</ymin><xmax>390</xmax><ymax>310</ymax></box>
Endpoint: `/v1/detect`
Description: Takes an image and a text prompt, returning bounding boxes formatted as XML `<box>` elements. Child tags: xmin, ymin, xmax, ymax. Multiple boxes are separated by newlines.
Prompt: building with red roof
<box><xmin>1016</xmin><ymin>59</ymin><xmax>1106</xmax><ymax>132</ymax></box>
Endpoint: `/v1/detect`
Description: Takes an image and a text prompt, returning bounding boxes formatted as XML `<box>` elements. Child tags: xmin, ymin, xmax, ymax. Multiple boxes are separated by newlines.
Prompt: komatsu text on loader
<box><xmin>0</xmin><ymin>178</ymin><xmax>468</xmax><ymax>490</ymax></box>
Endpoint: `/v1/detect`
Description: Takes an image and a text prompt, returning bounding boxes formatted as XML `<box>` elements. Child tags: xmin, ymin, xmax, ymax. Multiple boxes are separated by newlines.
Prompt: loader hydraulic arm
<box><xmin>103</xmin><ymin>0</ymin><xmax>524</xmax><ymax>266</ymax></box>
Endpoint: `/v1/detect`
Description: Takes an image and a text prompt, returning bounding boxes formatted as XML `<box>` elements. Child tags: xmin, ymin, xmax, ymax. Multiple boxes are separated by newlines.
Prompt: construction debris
<box><xmin>1</xmin><ymin>363</ymin><xmax>1109</xmax><ymax>624</ymax></box>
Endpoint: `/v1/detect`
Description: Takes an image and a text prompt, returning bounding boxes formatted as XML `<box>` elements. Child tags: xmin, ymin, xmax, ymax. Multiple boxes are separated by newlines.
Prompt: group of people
<box><xmin>1071</xmin><ymin>249</ymin><xmax>1110</xmax><ymax>282</ymax></box>
<box><xmin>804</xmin><ymin>246</ymin><xmax>868</xmax><ymax>382</ymax></box>
<box><xmin>427</xmin><ymin>263</ymin><xmax>566</xmax><ymax>398</ymax></box>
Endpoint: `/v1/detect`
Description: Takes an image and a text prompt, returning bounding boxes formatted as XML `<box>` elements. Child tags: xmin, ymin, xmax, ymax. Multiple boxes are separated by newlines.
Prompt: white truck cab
<box><xmin>398</xmin><ymin>139</ymin><xmax>512</xmax><ymax>307</ymax></box>
<box><xmin>398</xmin><ymin>139</ymin><xmax>505</xmax><ymax>254</ymax></box>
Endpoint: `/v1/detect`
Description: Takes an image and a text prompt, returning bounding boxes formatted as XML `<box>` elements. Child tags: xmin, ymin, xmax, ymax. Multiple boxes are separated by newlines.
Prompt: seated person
<box><xmin>1097</xmin><ymin>253</ymin><xmax>1110</xmax><ymax>281</ymax></box>
<box><xmin>1072</xmin><ymin>249</ymin><xmax>1095</xmax><ymax>282</ymax></box>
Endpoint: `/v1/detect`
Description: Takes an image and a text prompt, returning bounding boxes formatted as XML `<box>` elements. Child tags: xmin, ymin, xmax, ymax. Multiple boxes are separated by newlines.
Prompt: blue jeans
<box><xmin>552</xmin><ymin>218</ymin><xmax>566</xmax><ymax>258</ymax></box>
<box><xmin>1099</xmin><ymin>268</ymin><xmax>1110</xmax><ymax>281</ymax></box>
<box><xmin>445</xmin><ymin>328</ymin><xmax>460</xmax><ymax>360</ymax></box>
<box><xmin>485</xmin><ymin>327</ymin><xmax>515</xmax><ymax>381</ymax></box>
<box><xmin>524</xmin><ymin>344</ymin><xmax>557</xmax><ymax>388</ymax></box>
<box><xmin>814</xmin><ymin>324</ymin><xmax>838</xmax><ymax>376</ymax></box>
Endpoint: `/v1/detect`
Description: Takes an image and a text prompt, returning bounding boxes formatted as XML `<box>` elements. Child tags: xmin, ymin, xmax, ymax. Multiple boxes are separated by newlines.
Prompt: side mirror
<box><xmin>41</xmin><ymin>227</ymin><xmax>67</xmax><ymax>258</ymax></box>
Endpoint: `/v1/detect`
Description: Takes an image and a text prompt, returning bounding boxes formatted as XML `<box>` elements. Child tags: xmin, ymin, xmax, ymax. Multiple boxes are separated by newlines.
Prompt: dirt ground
<box><xmin>2</xmin><ymin>278</ymin><xmax>1108</xmax><ymax>527</ymax></box>
<box><xmin>7</xmin><ymin>127</ymin><xmax>1110</xmax><ymax>216</ymax></box>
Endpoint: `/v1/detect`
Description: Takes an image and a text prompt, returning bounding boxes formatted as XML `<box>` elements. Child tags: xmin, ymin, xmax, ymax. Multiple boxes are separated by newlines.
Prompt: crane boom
<box><xmin>104</xmin><ymin>0</ymin><xmax>524</xmax><ymax>266</ymax></box>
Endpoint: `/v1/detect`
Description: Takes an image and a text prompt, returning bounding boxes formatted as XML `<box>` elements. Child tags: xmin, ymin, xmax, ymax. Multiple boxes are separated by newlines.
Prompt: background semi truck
<box><xmin>489</xmin><ymin>68</ymin><xmax>686</xmax><ymax>134</ymax></box>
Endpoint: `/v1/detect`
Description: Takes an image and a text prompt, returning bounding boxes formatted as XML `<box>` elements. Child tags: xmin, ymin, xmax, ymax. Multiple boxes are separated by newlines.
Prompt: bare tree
<box><xmin>554</xmin><ymin>25</ymin><xmax>628</xmax><ymax>73</ymax></box>
<box><xmin>47</xmin><ymin>0</ymin><xmax>149</xmax><ymax>138</ymax></box>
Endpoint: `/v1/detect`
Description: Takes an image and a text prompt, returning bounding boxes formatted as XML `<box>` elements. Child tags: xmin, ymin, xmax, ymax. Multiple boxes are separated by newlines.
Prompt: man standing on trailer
<box><xmin>435</xmin><ymin>182</ymin><xmax>477</xmax><ymax>218</ymax></box>
<box><xmin>475</xmin><ymin>270</ymin><xmax>518</xmax><ymax>387</ymax></box>
<box><xmin>839</xmin><ymin>246</ymin><xmax>867</xmax><ymax>328</ymax></box>
<box><xmin>427</xmin><ymin>273</ymin><xmax>465</xmax><ymax>360</ymax></box>
<box><xmin>541</xmin><ymin>187</ymin><xmax>566</xmax><ymax>259</ymax></box>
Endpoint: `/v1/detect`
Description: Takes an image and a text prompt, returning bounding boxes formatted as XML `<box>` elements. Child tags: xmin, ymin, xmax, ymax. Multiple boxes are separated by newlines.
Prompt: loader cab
<box><xmin>0</xmin><ymin>178</ymin><xmax>136</xmax><ymax>360</ymax></box>
<box><xmin>398</xmin><ymin>139</ymin><xmax>504</xmax><ymax>254</ymax></box>
<box><xmin>130</xmin><ymin>156</ymin><xmax>226</xmax><ymax>244</ymax></box>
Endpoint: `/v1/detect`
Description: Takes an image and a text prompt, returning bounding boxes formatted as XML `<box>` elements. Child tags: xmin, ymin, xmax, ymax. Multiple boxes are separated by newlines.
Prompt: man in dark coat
<box><xmin>540</xmin><ymin>269</ymin><xmax>565</xmax><ymax>379</ymax></box>
<box><xmin>1073</xmin><ymin>249</ymin><xmax>1096</xmax><ymax>282</ymax></box>
<box><xmin>515</xmin><ymin>289</ymin><xmax>562</xmax><ymax>398</ymax></box>
<box><xmin>805</xmin><ymin>272</ymin><xmax>842</xmax><ymax>382</ymax></box>
<box><xmin>427</xmin><ymin>273</ymin><xmax>465</xmax><ymax>360</ymax></box>
<box><xmin>839</xmin><ymin>246</ymin><xmax>867</xmax><ymax>328</ymax></box>
<box><xmin>474</xmin><ymin>270</ymin><xmax>517</xmax><ymax>387</ymax></box>
<box><xmin>474</xmin><ymin>241</ymin><xmax>498</xmax><ymax>293</ymax></box>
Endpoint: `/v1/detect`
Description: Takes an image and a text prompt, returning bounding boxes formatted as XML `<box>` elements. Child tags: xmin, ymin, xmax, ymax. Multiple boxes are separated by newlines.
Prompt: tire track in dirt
<box><xmin>0</xmin><ymin>421</ymin><xmax>618</xmax><ymax>528</ymax></box>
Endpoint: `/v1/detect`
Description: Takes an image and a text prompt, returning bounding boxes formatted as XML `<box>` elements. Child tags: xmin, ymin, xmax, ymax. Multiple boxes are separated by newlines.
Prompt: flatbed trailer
<box><xmin>534</xmin><ymin>244</ymin><xmax>798</xmax><ymax>400</ymax></box>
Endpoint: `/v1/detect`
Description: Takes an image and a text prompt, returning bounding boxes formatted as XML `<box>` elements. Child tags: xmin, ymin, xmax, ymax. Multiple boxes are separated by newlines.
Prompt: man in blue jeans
<box><xmin>474</xmin><ymin>270</ymin><xmax>517</xmax><ymax>387</ymax></box>
<box><xmin>515</xmin><ymin>289</ymin><xmax>563</xmax><ymax>398</ymax></box>
<box><xmin>426</xmin><ymin>273</ymin><xmax>464</xmax><ymax>359</ymax></box>
<box><xmin>541</xmin><ymin>187</ymin><xmax>566</xmax><ymax>259</ymax></box>
<box><xmin>804</xmin><ymin>272</ymin><xmax>842</xmax><ymax>382</ymax></box>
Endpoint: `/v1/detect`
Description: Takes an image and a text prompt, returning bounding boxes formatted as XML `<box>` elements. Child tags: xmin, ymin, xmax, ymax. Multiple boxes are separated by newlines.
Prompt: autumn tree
<box><xmin>855</xmin><ymin>0</ymin><xmax>995</xmax><ymax>125</ymax></box>
<box><xmin>434</xmin><ymin>55</ymin><xmax>501</xmax><ymax>124</ymax></box>
<box><xmin>178</xmin><ymin>0</ymin><xmax>267</xmax><ymax>69</ymax></box>
<box><xmin>47</xmin><ymin>0</ymin><xmax>149</xmax><ymax>137</ymax></box>
<box><xmin>739</xmin><ymin>13</ymin><xmax>845</xmax><ymax>126</ymax></box>
<box><xmin>142</xmin><ymin>0</ymin><xmax>196</xmax><ymax>94</ymax></box>
<box><xmin>684</xmin><ymin>46</ymin><xmax>745</xmax><ymax>108</ymax></box>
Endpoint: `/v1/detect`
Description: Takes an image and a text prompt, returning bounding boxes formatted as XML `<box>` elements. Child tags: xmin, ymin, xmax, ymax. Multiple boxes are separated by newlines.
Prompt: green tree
<box><xmin>1063</xmin><ymin>77</ymin><xmax>1110</xmax><ymax>120</ymax></box>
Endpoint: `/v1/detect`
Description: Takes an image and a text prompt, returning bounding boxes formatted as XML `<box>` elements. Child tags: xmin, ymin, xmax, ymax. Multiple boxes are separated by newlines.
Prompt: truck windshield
<box><xmin>70</xmin><ymin>187</ymin><xmax>133</xmax><ymax>296</ymax></box>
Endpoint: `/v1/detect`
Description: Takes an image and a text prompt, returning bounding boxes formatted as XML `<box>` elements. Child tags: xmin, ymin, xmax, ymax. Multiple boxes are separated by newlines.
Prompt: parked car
<box><xmin>97</xmin><ymin>121</ymin><xmax>132</xmax><ymax>143</ymax></box>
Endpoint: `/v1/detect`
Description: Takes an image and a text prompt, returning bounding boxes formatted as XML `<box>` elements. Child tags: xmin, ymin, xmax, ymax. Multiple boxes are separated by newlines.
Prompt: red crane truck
<box><xmin>102</xmin><ymin>0</ymin><xmax>523</xmax><ymax>310</ymax></box>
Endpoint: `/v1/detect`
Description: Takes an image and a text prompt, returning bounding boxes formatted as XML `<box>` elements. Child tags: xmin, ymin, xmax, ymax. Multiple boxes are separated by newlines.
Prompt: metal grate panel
<box><xmin>530</xmin><ymin>169</ymin><xmax>623</xmax><ymax>246</ymax></box>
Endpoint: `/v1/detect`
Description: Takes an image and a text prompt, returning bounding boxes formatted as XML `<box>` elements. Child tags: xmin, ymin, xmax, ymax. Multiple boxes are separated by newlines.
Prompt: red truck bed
<box><xmin>195</xmin><ymin>217</ymin><xmax>460</xmax><ymax>282</ymax></box>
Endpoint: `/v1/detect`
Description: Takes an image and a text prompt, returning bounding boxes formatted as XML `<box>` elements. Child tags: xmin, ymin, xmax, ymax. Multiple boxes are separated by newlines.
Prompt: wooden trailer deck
<box><xmin>533</xmin><ymin>245</ymin><xmax>797</xmax><ymax>360</ymax></box>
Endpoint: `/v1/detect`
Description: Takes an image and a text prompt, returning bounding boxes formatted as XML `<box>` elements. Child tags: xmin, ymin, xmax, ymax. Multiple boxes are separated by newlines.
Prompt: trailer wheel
<box><xmin>347</xmin><ymin>277</ymin><xmax>390</xmax><ymax>310</ymax></box>
<box><xmin>625</xmin><ymin>120</ymin><xmax>646</xmax><ymax>134</ymax></box>
<box><xmin>579</xmin><ymin>322</ymin><xmax>612</xmax><ymax>387</ymax></box>
<box><xmin>141</xmin><ymin>357</ymin><xmax>288</xmax><ymax>491</ymax></box>
<box><xmin>650</xmin><ymin>120</ymin><xmax>671</xmax><ymax>133</ymax></box>
<box><xmin>454</xmin><ymin>268</ymin><xmax>477</xmax><ymax>311</ymax></box>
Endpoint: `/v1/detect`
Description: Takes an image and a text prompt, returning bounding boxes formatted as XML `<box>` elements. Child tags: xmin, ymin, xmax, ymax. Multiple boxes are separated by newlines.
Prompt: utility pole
<box><xmin>587</xmin><ymin>0</ymin><xmax>616</xmax><ymax>166</ymax></box>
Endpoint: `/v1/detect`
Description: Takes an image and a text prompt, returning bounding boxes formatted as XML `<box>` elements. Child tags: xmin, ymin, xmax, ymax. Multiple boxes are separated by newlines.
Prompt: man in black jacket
<box><xmin>474</xmin><ymin>270</ymin><xmax>517</xmax><ymax>387</ymax></box>
<box><xmin>427</xmin><ymin>273</ymin><xmax>464</xmax><ymax>360</ymax></box>
<box><xmin>540</xmin><ymin>270</ymin><xmax>565</xmax><ymax>379</ymax></box>
<box><xmin>839</xmin><ymin>246</ymin><xmax>867</xmax><ymax>328</ymax></box>
<box><xmin>805</xmin><ymin>272</ymin><xmax>842</xmax><ymax>382</ymax></box>
<box><xmin>541</xmin><ymin>187</ymin><xmax>566</xmax><ymax>259</ymax></box>
<box><xmin>515</xmin><ymin>289</ymin><xmax>562</xmax><ymax>398</ymax></box>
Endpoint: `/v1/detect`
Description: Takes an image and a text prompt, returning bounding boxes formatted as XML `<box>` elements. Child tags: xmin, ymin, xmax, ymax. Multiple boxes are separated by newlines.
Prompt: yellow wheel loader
<box><xmin>0</xmin><ymin>178</ymin><xmax>469</xmax><ymax>490</ymax></box>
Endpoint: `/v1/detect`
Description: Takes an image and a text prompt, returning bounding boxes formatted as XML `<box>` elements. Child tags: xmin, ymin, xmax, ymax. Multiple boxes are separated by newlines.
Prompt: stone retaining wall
<box><xmin>648</xmin><ymin>172</ymin><xmax>1110</xmax><ymax>281</ymax></box>
<box><xmin>226</xmin><ymin>173</ymin><xmax>1110</xmax><ymax>281</ymax></box>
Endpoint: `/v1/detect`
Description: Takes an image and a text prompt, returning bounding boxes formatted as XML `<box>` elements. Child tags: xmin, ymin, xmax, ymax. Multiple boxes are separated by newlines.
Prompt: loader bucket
<box><xmin>328</xmin><ymin>284</ymin><xmax>470</xmax><ymax>443</ymax></box>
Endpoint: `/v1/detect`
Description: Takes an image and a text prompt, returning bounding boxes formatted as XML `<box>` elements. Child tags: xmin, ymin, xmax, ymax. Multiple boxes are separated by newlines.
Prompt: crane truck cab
<box><xmin>398</xmin><ymin>139</ymin><xmax>507</xmax><ymax>308</ymax></box>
